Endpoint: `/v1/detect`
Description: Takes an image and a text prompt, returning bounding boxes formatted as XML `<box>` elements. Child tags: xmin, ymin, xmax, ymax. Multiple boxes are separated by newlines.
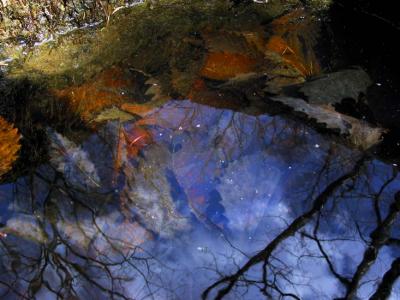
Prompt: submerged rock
<box><xmin>299</xmin><ymin>67</ymin><xmax>372</xmax><ymax>105</ymax></box>
<box><xmin>58</xmin><ymin>213</ymin><xmax>151</xmax><ymax>257</ymax></box>
<box><xmin>270</xmin><ymin>96</ymin><xmax>385</xmax><ymax>149</ymax></box>
<box><xmin>103</xmin><ymin>121</ymin><xmax>189</xmax><ymax>238</ymax></box>
<box><xmin>125</xmin><ymin>144</ymin><xmax>190</xmax><ymax>238</ymax></box>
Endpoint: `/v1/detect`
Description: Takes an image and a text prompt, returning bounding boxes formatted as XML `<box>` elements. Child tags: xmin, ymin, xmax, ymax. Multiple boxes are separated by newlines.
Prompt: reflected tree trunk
<box><xmin>202</xmin><ymin>156</ymin><xmax>366</xmax><ymax>299</ymax></box>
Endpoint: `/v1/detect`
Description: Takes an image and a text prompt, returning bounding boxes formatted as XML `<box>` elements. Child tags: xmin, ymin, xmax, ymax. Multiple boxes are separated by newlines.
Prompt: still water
<box><xmin>1</xmin><ymin>1</ymin><xmax>400</xmax><ymax>299</ymax></box>
<box><xmin>1</xmin><ymin>99</ymin><xmax>399</xmax><ymax>299</ymax></box>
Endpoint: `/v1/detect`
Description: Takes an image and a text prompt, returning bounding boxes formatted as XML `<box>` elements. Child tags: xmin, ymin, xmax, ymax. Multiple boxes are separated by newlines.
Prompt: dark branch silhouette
<box><xmin>202</xmin><ymin>156</ymin><xmax>366</xmax><ymax>300</ymax></box>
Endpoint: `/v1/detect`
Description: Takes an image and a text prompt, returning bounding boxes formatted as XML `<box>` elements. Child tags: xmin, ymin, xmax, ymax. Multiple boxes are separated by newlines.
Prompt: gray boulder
<box><xmin>299</xmin><ymin>67</ymin><xmax>372</xmax><ymax>105</ymax></box>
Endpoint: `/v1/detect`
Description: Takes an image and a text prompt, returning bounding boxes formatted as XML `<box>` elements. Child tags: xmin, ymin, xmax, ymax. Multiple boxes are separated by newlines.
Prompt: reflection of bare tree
<box><xmin>0</xmin><ymin>170</ymin><xmax>159</xmax><ymax>300</ymax></box>
<box><xmin>1</xmin><ymin>100</ymin><xmax>325</xmax><ymax>299</ymax></box>
<box><xmin>341</xmin><ymin>191</ymin><xmax>399</xmax><ymax>300</ymax></box>
<box><xmin>370</xmin><ymin>257</ymin><xmax>400</xmax><ymax>300</ymax></box>
<box><xmin>202</xmin><ymin>155</ymin><xmax>400</xmax><ymax>300</ymax></box>
<box><xmin>2</xmin><ymin>100</ymin><xmax>400</xmax><ymax>300</ymax></box>
<box><xmin>202</xmin><ymin>156</ymin><xmax>366</xmax><ymax>299</ymax></box>
<box><xmin>111</xmin><ymin>101</ymin><xmax>400</xmax><ymax>300</ymax></box>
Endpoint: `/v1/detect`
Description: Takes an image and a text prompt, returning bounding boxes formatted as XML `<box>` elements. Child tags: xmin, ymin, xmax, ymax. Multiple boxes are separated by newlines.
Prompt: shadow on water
<box><xmin>0</xmin><ymin>73</ymin><xmax>89</xmax><ymax>182</ymax></box>
<box><xmin>0</xmin><ymin>1</ymin><xmax>400</xmax><ymax>299</ymax></box>
<box><xmin>328</xmin><ymin>0</ymin><xmax>400</xmax><ymax>161</ymax></box>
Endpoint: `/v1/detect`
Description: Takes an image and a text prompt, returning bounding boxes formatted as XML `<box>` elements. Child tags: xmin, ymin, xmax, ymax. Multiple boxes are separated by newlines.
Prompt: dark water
<box><xmin>328</xmin><ymin>0</ymin><xmax>400</xmax><ymax>161</ymax></box>
<box><xmin>1</xmin><ymin>99</ymin><xmax>399</xmax><ymax>299</ymax></box>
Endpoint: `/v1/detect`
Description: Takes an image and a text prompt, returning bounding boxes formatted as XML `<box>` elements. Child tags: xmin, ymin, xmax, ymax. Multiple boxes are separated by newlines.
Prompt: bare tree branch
<box><xmin>202</xmin><ymin>156</ymin><xmax>366</xmax><ymax>300</ymax></box>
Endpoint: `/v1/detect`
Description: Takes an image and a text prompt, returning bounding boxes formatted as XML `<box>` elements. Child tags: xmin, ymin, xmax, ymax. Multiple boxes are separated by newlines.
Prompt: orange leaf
<box><xmin>268</xmin><ymin>9</ymin><xmax>321</xmax><ymax>76</ymax></box>
<box><xmin>120</xmin><ymin>103</ymin><xmax>155</xmax><ymax>117</ymax></box>
<box><xmin>200</xmin><ymin>52</ymin><xmax>257</xmax><ymax>81</ymax></box>
<box><xmin>52</xmin><ymin>66</ymin><xmax>139</xmax><ymax>122</ymax></box>
<box><xmin>0</xmin><ymin>117</ymin><xmax>21</xmax><ymax>178</ymax></box>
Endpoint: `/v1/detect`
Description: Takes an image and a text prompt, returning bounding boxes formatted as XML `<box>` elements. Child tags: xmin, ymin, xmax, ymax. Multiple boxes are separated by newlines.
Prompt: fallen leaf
<box><xmin>200</xmin><ymin>52</ymin><xmax>258</xmax><ymax>81</ymax></box>
<box><xmin>52</xmin><ymin>66</ymin><xmax>134</xmax><ymax>121</ymax></box>
<box><xmin>265</xmin><ymin>35</ymin><xmax>309</xmax><ymax>76</ymax></box>
<box><xmin>93</xmin><ymin>106</ymin><xmax>138</xmax><ymax>123</ymax></box>
<box><xmin>120</xmin><ymin>103</ymin><xmax>156</xmax><ymax>118</ymax></box>
<box><xmin>0</xmin><ymin>116</ymin><xmax>21</xmax><ymax>178</ymax></box>
<box><xmin>267</xmin><ymin>8</ymin><xmax>321</xmax><ymax>76</ymax></box>
<box><xmin>47</xmin><ymin>129</ymin><xmax>101</xmax><ymax>188</ymax></box>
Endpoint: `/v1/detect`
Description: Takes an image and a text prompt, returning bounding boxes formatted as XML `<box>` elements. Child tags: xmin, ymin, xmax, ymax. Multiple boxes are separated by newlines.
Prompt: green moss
<box><xmin>305</xmin><ymin>0</ymin><xmax>332</xmax><ymax>11</ymax></box>
<box><xmin>5</xmin><ymin>0</ymin><xmax>300</xmax><ymax>89</ymax></box>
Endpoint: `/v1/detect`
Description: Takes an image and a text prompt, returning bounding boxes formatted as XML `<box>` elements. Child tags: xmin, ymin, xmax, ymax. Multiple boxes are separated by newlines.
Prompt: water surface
<box><xmin>1</xmin><ymin>99</ymin><xmax>399</xmax><ymax>299</ymax></box>
<box><xmin>1</xmin><ymin>2</ymin><xmax>400</xmax><ymax>299</ymax></box>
